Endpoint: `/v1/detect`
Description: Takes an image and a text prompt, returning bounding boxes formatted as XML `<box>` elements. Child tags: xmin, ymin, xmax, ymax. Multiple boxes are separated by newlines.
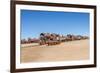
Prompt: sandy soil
<box><xmin>21</xmin><ymin>39</ymin><xmax>89</xmax><ymax>63</ymax></box>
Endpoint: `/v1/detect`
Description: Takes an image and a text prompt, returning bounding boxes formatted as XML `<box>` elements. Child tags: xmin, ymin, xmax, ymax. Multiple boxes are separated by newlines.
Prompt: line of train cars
<box><xmin>39</xmin><ymin>33</ymin><xmax>88</xmax><ymax>45</ymax></box>
<box><xmin>21</xmin><ymin>33</ymin><xmax>89</xmax><ymax>46</ymax></box>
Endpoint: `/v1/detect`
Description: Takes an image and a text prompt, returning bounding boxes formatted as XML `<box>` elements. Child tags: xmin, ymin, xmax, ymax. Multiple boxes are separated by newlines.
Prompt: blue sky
<box><xmin>21</xmin><ymin>10</ymin><xmax>89</xmax><ymax>39</ymax></box>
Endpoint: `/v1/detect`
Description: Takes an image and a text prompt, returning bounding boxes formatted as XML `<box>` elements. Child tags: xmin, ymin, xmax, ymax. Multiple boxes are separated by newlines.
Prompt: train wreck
<box><xmin>21</xmin><ymin>33</ymin><xmax>89</xmax><ymax>46</ymax></box>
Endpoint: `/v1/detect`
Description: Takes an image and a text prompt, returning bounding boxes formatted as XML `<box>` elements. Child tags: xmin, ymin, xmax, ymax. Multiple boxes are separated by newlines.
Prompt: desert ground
<box><xmin>21</xmin><ymin>39</ymin><xmax>89</xmax><ymax>63</ymax></box>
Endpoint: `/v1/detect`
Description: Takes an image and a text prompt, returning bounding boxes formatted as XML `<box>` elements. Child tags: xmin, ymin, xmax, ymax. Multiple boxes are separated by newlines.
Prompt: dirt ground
<box><xmin>21</xmin><ymin>39</ymin><xmax>89</xmax><ymax>63</ymax></box>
